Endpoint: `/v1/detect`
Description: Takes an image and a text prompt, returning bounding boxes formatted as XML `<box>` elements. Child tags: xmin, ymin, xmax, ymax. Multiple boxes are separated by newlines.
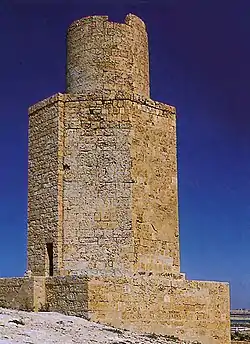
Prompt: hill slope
<box><xmin>0</xmin><ymin>308</ymin><xmax>200</xmax><ymax>344</ymax></box>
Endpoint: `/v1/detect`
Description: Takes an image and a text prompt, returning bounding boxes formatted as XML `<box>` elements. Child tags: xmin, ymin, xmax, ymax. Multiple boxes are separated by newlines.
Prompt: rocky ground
<box><xmin>0</xmin><ymin>308</ymin><xmax>201</xmax><ymax>344</ymax></box>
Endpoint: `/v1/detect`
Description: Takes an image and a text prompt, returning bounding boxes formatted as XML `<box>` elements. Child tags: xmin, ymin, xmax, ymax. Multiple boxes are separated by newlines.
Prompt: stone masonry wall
<box><xmin>45</xmin><ymin>276</ymin><xmax>88</xmax><ymax>317</ymax></box>
<box><xmin>130</xmin><ymin>100</ymin><xmax>180</xmax><ymax>274</ymax></box>
<box><xmin>28</xmin><ymin>95</ymin><xmax>64</xmax><ymax>276</ymax></box>
<box><xmin>0</xmin><ymin>277</ymin><xmax>45</xmax><ymax>312</ymax></box>
<box><xmin>0</xmin><ymin>275</ymin><xmax>230</xmax><ymax>344</ymax></box>
<box><xmin>27</xmin><ymin>92</ymin><xmax>180</xmax><ymax>277</ymax></box>
<box><xmin>66</xmin><ymin>14</ymin><xmax>149</xmax><ymax>97</ymax></box>
<box><xmin>62</xmin><ymin>93</ymin><xmax>179</xmax><ymax>275</ymax></box>
<box><xmin>62</xmin><ymin>96</ymin><xmax>134</xmax><ymax>276</ymax></box>
<box><xmin>0</xmin><ymin>13</ymin><xmax>231</xmax><ymax>344</ymax></box>
<box><xmin>87</xmin><ymin>275</ymin><xmax>231</xmax><ymax>344</ymax></box>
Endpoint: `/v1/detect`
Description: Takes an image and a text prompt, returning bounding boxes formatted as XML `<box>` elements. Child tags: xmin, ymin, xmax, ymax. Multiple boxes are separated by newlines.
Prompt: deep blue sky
<box><xmin>0</xmin><ymin>0</ymin><xmax>250</xmax><ymax>309</ymax></box>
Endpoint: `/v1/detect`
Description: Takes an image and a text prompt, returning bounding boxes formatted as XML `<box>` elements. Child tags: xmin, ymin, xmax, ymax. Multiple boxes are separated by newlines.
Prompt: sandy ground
<box><xmin>0</xmin><ymin>308</ymin><xmax>196</xmax><ymax>344</ymax></box>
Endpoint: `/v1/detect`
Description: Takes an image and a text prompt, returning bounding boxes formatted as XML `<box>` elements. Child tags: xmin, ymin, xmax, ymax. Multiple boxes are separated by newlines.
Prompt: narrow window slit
<box><xmin>46</xmin><ymin>243</ymin><xmax>54</xmax><ymax>276</ymax></box>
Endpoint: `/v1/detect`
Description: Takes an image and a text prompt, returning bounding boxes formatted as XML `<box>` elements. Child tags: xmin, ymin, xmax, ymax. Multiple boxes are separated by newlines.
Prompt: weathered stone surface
<box><xmin>0</xmin><ymin>275</ymin><xmax>230</xmax><ymax>344</ymax></box>
<box><xmin>28</xmin><ymin>98</ymin><xmax>64</xmax><ymax>276</ymax></box>
<box><xmin>0</xmin><ymin>277</ymin><xmax>44</xmax><ymax>312</ymax></box>
<box><xmin>45</xmin><ymin>276</ymin><xmax>88</xmax><ymax>317</ymax></box>
<box><xmin>88</xmin><ymin>275</ymin><xmax>230</xmax><ymax>344</ymax></box>
<box><xmin>27</xmin><ymin>93</ymin><xmax>178</xmax><ymax>278</ymax></box>
<box><xmin>66</xmin><ymin>14</ymin><xmax>149</xmax><ymax>97</ymax></box>
<box><xmin>0</xmin><ymin>13</ymin><xmax>231</xmax><ymax>344</ymax></box>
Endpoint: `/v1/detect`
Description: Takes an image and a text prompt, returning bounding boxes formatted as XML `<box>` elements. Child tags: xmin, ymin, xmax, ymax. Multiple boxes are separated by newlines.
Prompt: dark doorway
<box><xmin>46</xmin><ymin>243</ymin><xmax>54</xmax><ymax>276</ymax></box>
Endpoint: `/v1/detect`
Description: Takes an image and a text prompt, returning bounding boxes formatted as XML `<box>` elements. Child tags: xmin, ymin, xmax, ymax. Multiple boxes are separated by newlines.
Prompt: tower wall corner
<box><xmin>0</xmin><ymin>277</ymin><xmax>46</xmax><ymax>312</ymax></box>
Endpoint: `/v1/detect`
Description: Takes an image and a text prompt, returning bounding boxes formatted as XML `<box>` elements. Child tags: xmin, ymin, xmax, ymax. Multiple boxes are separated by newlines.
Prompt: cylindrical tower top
<box><xmin>66</xmin><ymin>14</ymin><xmax>150</xmax><ymax>97</ymax></box>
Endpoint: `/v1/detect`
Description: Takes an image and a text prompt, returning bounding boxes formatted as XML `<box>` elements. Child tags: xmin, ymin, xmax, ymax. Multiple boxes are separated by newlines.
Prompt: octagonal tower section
<box><xmin>61</xmin><ymin>93</ymin><xmax>180</xmax><ymax>277</ymax></box>
<box><xmin>27</xmin><ymin>14</ymin><xmax>180</xmax><ymax>278</ymax></box>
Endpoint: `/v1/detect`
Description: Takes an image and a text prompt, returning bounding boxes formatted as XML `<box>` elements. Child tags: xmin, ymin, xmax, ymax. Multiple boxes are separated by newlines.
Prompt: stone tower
<box><xmin>27</xmin><ymin>14</ymin><xmax>180</xmax><ymax>278</ymax></box>
<box><xmin>0</xmin><ymin>14</ymin><xmax>231</xmax><ymax>344</ymax></box>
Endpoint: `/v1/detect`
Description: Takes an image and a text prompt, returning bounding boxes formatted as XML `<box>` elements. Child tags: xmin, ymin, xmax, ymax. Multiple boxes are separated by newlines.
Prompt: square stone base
<box><xmin>0</xmin><ymin>273</ymin><xmax>230</xmax><ymax>344</ymax></box>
